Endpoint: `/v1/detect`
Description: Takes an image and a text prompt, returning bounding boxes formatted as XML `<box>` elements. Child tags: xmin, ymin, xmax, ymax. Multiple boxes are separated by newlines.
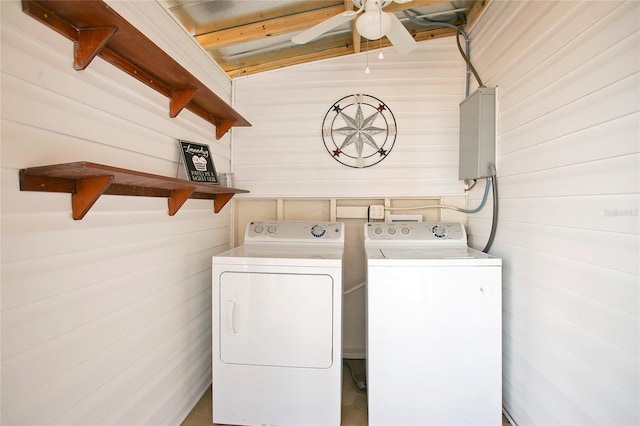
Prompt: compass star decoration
<box><xmin>322</xmin><ymin>94</ymin><xmax>397</xmax><ymax>168</ymax></box>
<box><xmin>333</xmin><ymin>104</ymin><xmax>386</xmax><ymax>159</ymax></box>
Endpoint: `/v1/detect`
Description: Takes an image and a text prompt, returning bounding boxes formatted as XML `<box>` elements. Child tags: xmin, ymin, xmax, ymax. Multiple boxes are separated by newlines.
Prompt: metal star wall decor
<box><xmin>322</xmin><ymin>94</ymin><xmax>397</xmax><ymax>168</ymax></box>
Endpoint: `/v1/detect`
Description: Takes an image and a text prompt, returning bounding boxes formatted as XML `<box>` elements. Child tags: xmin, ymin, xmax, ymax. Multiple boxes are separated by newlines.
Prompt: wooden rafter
<box><xmin>222</xmin><ymin>27</ymin><xmax>457</xmax><ymax>78</ymax></box>
<box><xmin>191</xmin><ymin>1</ymin><xmax>343</xmax><ymax>35</ymax></box>
<box><xmin>196</xmin><ymin>0</ymin><xmax>454</xmax><ymax>50</ymax></box>
<box><xmin>166</xmin><ymin>0</ymin><xmax>479</xmax><ymax>78</ymax></box>
<box><xmin>196</xmin><ymin>4</ymin><xmax>347</xmax><ymax>50</ymax></box>
<box><xmin>466</xmin><ymin>0</ymin><xmax>491</xmax><ymax>29</ymax></box>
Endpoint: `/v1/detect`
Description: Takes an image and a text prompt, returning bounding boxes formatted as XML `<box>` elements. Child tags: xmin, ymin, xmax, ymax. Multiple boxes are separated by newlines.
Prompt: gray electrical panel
<box><xmin>458</xmin><ymin>87</ymin><xmax>496</xmax><ymax>180</ymax></box>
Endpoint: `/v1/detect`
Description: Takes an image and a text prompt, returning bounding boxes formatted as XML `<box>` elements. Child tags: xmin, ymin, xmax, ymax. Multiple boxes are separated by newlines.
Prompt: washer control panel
<box><xmin>246</xmin><ymin>221</ymin><xmax>344</xmax><ymax>243</ymax></box>
<box><xmin>365</xmin><ymin>222</ymin><xmax>467</xmax><ymax>246</ymax></box>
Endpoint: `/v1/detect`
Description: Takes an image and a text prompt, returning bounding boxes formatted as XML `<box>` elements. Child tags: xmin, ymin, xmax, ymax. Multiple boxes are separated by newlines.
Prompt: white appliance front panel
<box><xmin>212</xmin><ymin>260</ymin><xmax>343</xmax><ymax>426</ymax></box>
<box><xmin>367</xmin><ymin>265</ymin><xmax>502</xmax><ymax>425</ymax></box>
<box><xmin>219</xmin><ymin>271</ymin><xmax>334</xmax><ymax>368</ymax></box>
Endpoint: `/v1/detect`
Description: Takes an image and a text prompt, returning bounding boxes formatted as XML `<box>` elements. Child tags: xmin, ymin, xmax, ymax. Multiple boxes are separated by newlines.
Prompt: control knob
<box><xmin>311</xmin><ymin>224</ymin><xmax>326</xmax><ymax>238</ymax></box>
<box><xmin>432</xmin><ymin>225</ymin><xmax>447</xmax><ymax>239</ymax></box>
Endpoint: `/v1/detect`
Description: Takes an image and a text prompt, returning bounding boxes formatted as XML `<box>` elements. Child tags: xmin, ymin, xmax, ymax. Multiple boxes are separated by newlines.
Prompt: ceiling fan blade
<box><xmin>386</xmin><ymin>13</ymin><xmax>417</xmax><ymax>54</ymax></box>
<box><xmin>292</xmin><ymin>11</ymin><xmax>359</xmax><ymax>44</ymax></box>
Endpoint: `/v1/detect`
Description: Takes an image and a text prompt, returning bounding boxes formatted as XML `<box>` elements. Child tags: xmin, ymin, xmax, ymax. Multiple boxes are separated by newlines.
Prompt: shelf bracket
<box><xmin>21</xmin><ymin>0</ymin><xmax>251</xmax><ymax>139</ymax></box>
<box><xmin>214</xmin><ymin>193</ymin><xmax>234</xmax><ymax>213</ymax></box>
<box><xmin>215</xmin><ymin>119</ymin><xmax>236</xmax><ymax>140</ymax></box>
<box><xmin>72</xmin><ymin>175</ymin><xmax>114</xmax><ymax>220</ymax></box>
<box><xmin>170</xmin><ymin>88</ymin><xmax>199</xmax><ymax>118</ymax></box>
<box><xmin>168</xmin><ymin>187</ymin><xmax>196</xmax><ymax>216</ymax></box>
<box><xmin>74</xmin><ymin>27</ymin><xmax>118</xmax><ymax>70</ymax></box>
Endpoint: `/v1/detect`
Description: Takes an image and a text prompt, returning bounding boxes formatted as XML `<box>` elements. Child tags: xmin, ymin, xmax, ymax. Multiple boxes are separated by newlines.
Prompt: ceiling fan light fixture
<box><xmin>356</xmin><ymin>11</ymin><xmax>391</xmax><ymax>40</ymax></box>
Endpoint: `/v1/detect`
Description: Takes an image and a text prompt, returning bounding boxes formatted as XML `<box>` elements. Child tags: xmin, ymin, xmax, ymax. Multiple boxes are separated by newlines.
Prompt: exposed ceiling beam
<box><xmin>412</xmin><ymin>26</ymin><xmax>457</xmax><ymax>43</ymax></box>
<box><xmin>222</xmin><ymin>26</ymin><xmax>457</xmax><ymax>78</ymax></box>
<box><xmin>383</xmin><ymin>0</ymin><xmax>457</xmax><ymax>13</ymax></box>
<box><xmin>225</xmin><ymin>45</ymin><xmax>356</xmax><ymax>77</ymax></box>
<box><xmin>191</xmin><ymin>1</ymin><xmax>343</xmax><ymax>35</ymax></box>
<box><xmin>217</xmin><ymin>32</ymin><xmax>355</xmax><ymax>77</ymax></box>
<box><xmin>196</xmin><ymin>0</ymin><xmax>454</xmax><ymax>50</ymax></box>
<box><xmin>466</xmin><ymin>0</ymin><xmax>491</xmax><ymax>29</ymax></box>
<box><xmin>196</xmin><ymin>4</ymin><xmax>347</xmax><ymax>49</ymax></box>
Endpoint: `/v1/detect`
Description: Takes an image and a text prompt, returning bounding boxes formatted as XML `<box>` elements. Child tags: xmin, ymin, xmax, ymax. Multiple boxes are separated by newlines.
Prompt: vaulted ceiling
<box><xmin>162</xmin><ymin>0</ymin><xmax>487</xmax><ymax>78</ymax></box>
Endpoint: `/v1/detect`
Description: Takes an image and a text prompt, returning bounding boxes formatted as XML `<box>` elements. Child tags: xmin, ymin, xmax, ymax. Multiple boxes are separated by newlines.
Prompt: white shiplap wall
<box><xmin>1</xmin><ymin>1</ymin><xmax>233</xmax><ymax>424</ymax></box>
<box><xmin>232</xmin><ymin>37</ymin><xmax>467</xmax><ymax>198</ymax></box>
<box><xmin>467</xmin><ymin>1</ymin><xmax>639</xmax><ymax>424</ymax></box>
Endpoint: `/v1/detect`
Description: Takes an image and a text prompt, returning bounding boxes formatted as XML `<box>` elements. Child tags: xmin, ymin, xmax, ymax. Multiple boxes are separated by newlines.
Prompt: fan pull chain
<box><xmin>365</xmin><ymin>38</ymin><xmax>371</xmax><ymax>73</ymax></box>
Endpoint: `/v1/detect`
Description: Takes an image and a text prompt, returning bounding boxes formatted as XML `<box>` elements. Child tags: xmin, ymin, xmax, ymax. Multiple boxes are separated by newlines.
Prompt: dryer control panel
<box><xmin>246</xmin><ymin>221</ymin><xmax>344</xmax><ymax>243</ymax></box>
<box><xmin>365</xmin><ymin>222</ymin><xmax>467</xmax><ymax>247</ymax></box>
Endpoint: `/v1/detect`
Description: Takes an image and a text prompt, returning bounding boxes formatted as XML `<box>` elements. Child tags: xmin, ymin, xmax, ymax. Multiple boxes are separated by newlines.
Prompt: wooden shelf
<box><xmin>22</xmin><ymin>0</ymin><xmax>251</xmax><ymax>139</ymax></box>
<box><xmin>19</xmin><ymin>162</ymin><xmax>249</xmax><ymax>220</ymax></box>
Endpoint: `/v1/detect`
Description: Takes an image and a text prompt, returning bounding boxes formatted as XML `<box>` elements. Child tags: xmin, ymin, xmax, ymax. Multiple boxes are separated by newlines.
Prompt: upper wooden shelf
<box><xmin>19</xmin><ymin>162</ymin><xmax>249</xmax><ymax>220</ymax></box>
<box><xmin>22</xmin><ymin>0</ymin><xmax>251</xmax><ymax>139</ymax></box>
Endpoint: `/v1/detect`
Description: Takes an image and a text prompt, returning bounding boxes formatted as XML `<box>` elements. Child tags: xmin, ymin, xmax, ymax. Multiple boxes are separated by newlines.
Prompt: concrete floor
<box><xmin>181</xmin><ymin>360</ymin><xmax>366</xmax><ymax>426</ymax></box>
<box><xmin>181</xmin><ymin>359</ymin><xmax>510</xmax><ymax>426</ymax></box>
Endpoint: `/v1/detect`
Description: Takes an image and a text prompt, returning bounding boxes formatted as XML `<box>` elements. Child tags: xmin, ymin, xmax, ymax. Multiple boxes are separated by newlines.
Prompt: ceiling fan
<box><xmin>292</xmin><ymin>0</ymin><xmax>418</xmax><ymax>54</ymax></box>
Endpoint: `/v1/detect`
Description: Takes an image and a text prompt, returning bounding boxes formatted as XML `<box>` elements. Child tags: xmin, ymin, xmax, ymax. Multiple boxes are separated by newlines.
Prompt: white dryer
<box><xmin>365</xmin><ymin>222</ymin><xmax>502</xmax><ymax>426</ymax></box>
<box><xmin>212</xmin><ymin>221</ymin><xmax>344</xmax><ymax>426</ymax></box>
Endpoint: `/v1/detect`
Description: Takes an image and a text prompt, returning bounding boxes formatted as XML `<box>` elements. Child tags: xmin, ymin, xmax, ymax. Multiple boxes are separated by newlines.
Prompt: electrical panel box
<box><xmin>458</xmin><ymin>87</ymin><xmax>496</xmax><ymax>180</ymax></box>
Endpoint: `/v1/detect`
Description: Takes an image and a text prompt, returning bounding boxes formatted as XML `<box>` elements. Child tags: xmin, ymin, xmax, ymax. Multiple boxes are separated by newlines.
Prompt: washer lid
<box><xmin>366</xmin><ymin>246</ymin><xmax>501</xmax><ymax>266</ymax></box>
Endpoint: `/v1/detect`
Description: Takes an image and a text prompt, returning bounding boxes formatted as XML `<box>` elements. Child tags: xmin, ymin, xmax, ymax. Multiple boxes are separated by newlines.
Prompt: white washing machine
<box><xmin>211</xmin><ymin>221</ymin><xmax>344</xmax><ymax>426</ymax></box>
<box><xmin>365</xmin><ymin>222</ymin><xmax>502</xmax><ymax>426</ymax></box>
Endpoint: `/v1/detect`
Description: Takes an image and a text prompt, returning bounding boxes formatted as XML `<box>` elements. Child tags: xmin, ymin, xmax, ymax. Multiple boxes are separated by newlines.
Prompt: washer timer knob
<box><xmin>432</xmin><ymin>225</ymin><xmax>448</xmax><ymax>239</ymax></box>
<box><xmin>311</xmin><ymin>224</ymin><xmax>326</xmax><ymax>238</ymax></box>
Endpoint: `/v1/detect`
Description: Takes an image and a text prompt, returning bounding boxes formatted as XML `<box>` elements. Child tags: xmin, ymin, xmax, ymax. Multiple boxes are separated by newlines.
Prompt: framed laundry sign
<box><xmin>178</xmin><ymin>140</ymin><xmax>219</xmax><ymax>184</ymax></box>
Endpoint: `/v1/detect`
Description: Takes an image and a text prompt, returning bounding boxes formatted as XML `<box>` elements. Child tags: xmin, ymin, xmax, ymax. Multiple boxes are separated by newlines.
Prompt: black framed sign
<box><xmin>178</xmin><ymin>140</ymin><xmax>219</xmax><ymax>184</ymax></box>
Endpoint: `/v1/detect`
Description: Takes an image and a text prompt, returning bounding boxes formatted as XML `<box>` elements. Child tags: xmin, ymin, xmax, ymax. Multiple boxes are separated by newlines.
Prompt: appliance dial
<box><xmin>432</xmin><ymin>225</ymin><xmax>447</xmax><ymax>239</ymax></box>
<box><xmin>401</xmin><ymin>227</ymin><xmax>410</xmax><ymax>235</ymax></box>
<box><xmin>387</xmin><ymin>227</ymin><xmax>397</xmax><ymax>236</ymax></box>
<box><xmin>254</xmin><ymin>225</ymin><xmax>264</xmax><ymax>233</ymax></box>
<box><xmin>267</xmin><ymin>225</ymin><xmax>277</xmax><ymax>234</ymax></box>
<box><xmin>373</xmin><ymin>227</ymin><xmax>384</xmax><ymax>236</ymax></box>
<box><xmin>311</xmin><ymin>224</ymin><xmax>326</xmax><ymax>238</ymax></box>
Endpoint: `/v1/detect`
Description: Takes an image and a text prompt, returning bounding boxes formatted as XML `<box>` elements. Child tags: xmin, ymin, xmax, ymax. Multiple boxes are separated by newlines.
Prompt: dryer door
<box><xmin>218</xmin><ymin>271</ymin><xmax>334</xmax><ymax>369</ymax></box>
